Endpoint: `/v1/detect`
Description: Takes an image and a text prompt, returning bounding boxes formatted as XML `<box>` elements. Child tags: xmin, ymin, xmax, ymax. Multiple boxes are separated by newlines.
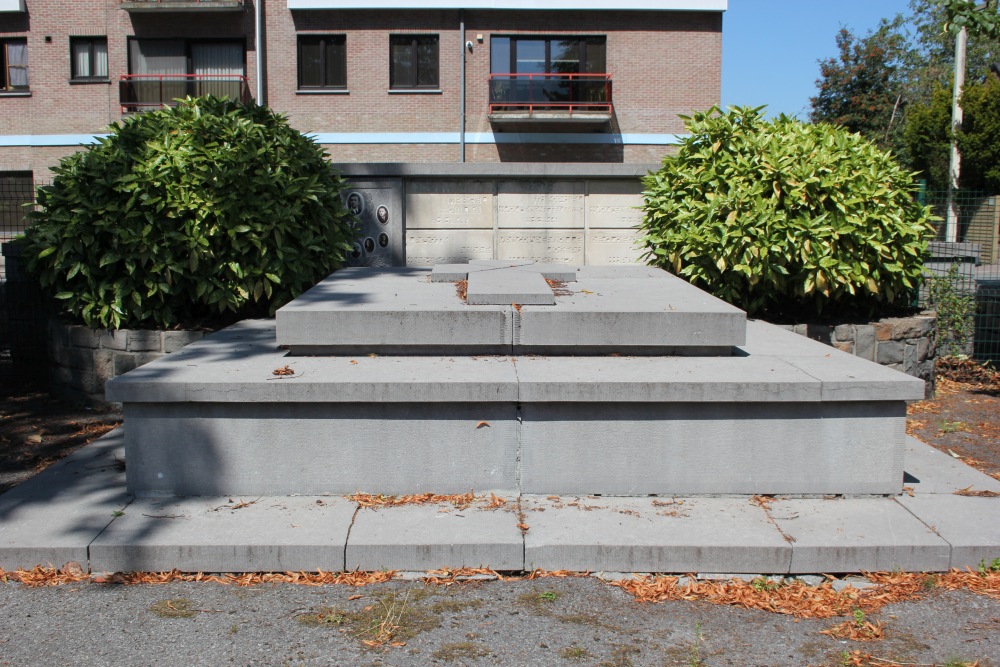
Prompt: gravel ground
<box><xmin>0</xmin><ymin>577</ymin><xmax>997</xmax><ymax>667</ymax></box>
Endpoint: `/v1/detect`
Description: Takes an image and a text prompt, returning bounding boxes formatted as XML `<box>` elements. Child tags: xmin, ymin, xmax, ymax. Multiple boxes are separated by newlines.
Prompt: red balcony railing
<box><xmin>488</xmin><ymin>73</ymin><xmax>612</xmax><ymax>115</ymax></box>
<box><xmin>119</xmin><ymin>74</ymin><xmax>252</xmax><ymax>112</ymax></box>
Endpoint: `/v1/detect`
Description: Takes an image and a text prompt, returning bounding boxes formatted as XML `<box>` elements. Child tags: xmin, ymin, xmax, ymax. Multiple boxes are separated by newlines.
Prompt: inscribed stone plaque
<box><xmin>405</xmin><ymin>181</ymin><xmax>494</xmax><ymax>230</ymax></box>
<box><xmin>406</xmin><ymin>230</ymin><xmax>494</xmax><ymax>266</ymax></box>
<box><xmin>586</xmin><ymin>180</ymin><xmax>645</xmax><ymax>228</ymax></box>
<box><xmin>497</xmin><ymin>181</ymin><xmax>585</xmax><ymax>229</ymax></box>
<box><xmin>585</xmin><ymin>229</ymin><xmax>644</xmax><ymax>265</ymax></box>
<box><xmin>496</xmin><ymin>230</ymin><xmax>584</xmax><ymax>264</ymax></box>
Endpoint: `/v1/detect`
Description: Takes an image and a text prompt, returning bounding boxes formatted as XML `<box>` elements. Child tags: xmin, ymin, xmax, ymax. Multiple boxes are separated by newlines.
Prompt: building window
<box><xmin>1</xmin><ymin>38</ymin><xmax>28</xmax><ymax>91</ymax></box>
<box><xmin>490</xmin><ymin>36</ymin><xmax>606</xmax><ymax>76</ymax></box>
<box><xmin>489</xmin><ymin>36</ymin><xmax>609</xmax><ymax>110</ymax></box>
<box><xmin>71</xmin><ymin>37</ymin><xmax>109</xmax><ymax>81</ymax></box>
<box><xmin>389</xmin><ymin>35</ymin><xmax>438</xmax><ymax>89</ymax></box>
<box><xmin>122</xmin><ymin>38</ymin><xmax>247</xmax><ymax>111</ymax></box>
<box><xmin>298</xmin><ymin>35</ymin><xmax>346</xmax><ymax>90</ymax></box>
<box><xmin>0</xmin><ymin>172</ymin><xmax>34</xmax><ymax>236</ymax></box>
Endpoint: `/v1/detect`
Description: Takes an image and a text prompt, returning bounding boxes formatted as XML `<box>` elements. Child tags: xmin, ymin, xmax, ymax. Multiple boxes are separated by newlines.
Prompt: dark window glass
<box><xmin>124</xmin><ymin>38</ymin><xmax>246</xmax><ymax>111</ymax></box>
<box><xmin>489</xmin><ymin>36</ymin><xmax>606</xmax><ymax>75</ymax></box>
<box><xmin>298</xmin><ymin>35</ymin><xmax>346</xmax><ymax>89</ymax></box>
<box><xmin>1</xmin><ymin>38</ymin><xmax>28</xmax><ymax>91</ymax></box>
<box><xmin>71</xmin><ymin>37</ymin><xmax>109</xmax><ymax>80</ymax></box>
<box><xmin>389</xmin><ymin>35</ymin><xmax>438</xmax><ymax>89</ymax></box>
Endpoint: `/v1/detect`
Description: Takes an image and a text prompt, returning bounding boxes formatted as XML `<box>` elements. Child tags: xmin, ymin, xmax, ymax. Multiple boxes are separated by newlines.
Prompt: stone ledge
<box><xmin>774</xmin><ymin>312</ymin><xmax>936</xmax><ymax>396</ymax></box>
<box><xmin>48</xmin><ymin>321</ymin><xmax>207</xmax><ymax>405</ymax></box>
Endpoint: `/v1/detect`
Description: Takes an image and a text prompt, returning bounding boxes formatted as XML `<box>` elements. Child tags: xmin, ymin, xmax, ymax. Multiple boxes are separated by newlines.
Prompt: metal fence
<box><xmin>919</xmin><ymin>189</ymin><xmax>1000</xmax><ymax>365</ymax></box>
<box><xmin>0</xmin><ymin>174</ymin><xmax>48</xmax><ymax>385</ymax></box>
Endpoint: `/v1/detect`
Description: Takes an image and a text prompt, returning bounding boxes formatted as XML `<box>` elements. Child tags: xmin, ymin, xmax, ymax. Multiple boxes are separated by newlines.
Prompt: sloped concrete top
<box><xmin>106</xmin><ymin>319</ymin><xmax>924</xmax><ymax>403</ymax></box>
<box><xmin>276</xmin><ymin>263</ymin><xmax>747</xmax><ymax>354</ymax></box>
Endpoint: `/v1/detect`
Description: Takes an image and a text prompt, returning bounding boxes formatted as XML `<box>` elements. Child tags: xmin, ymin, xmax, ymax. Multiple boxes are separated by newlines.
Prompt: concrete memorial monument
<box><xmin>107</xmin><ymin>261</ymin><xmax>924</xmax><ymax>499</ymax></box>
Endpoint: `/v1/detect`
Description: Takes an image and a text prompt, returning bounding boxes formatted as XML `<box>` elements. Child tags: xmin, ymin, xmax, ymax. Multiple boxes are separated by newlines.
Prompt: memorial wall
<box><xmin>334</xmin><ymin>164</ymin><xmax>653</xmax><ymax>267</ymax></box>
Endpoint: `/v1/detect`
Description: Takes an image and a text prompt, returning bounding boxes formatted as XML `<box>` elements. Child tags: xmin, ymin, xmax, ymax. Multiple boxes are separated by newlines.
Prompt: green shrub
<box><xmin>926</xmin><ymin>263</ymin><xmax>976</xmax><ymax>357</ymax></box>
<box><xmin>640</xmin><ymin>106</ymin><xmax>935</xmax><ymax>319</ymax></box>
<box><xmin>25</xmin><ymin>96</ymin><xmax>355</xmax><ymax>329</ymax></box>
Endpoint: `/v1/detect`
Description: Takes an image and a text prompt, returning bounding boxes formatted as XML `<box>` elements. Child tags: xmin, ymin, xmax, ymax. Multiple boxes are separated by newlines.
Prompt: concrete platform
<box><xmin>2</xmin><ymin>431</ymin><xmax>999</xmax><ymax>575</ymax></box>
<box><xmin>275</xmin><ymin>264</ymin><xmax>747</xmax><ymax>354</ymax></box>
<box><xmin>106</xmin><ymin>318</ymin><xmax>923</xmax><ymax>497</ymax></box>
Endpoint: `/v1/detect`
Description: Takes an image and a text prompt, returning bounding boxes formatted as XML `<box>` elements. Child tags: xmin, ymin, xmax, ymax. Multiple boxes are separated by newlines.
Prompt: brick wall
<box><xmin>0</xmin><ymin>0</ymin><xmax>257</xmax><ymax>177</ymax></box>
<box><xmin>1</xmin><ymin>2</ymin><xmax>719</xmax><ymax>174</ymax></box>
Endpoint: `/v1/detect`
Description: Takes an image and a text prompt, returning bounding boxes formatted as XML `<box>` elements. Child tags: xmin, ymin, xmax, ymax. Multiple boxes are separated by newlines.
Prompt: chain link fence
<box><xmin>0</xmin><ymin>173</ymin><xmax>48</xmax><ymax>386</ymax></box>
<box><xmin>919</xmin><ymin>189</ymin><xmax>1000</xmax><ymax>365</ymax></box>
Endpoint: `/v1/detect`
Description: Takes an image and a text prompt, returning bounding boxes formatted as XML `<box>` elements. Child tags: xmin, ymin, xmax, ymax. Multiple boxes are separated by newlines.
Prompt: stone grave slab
<box><xmin>770</xmin><ymin>498</ymin><xmax>952</xmax><ymax>573</ymax></box>
<box><xmin>91</xmin><ymin>496</ymin><xmax>356</xmax><ymax>573</ymax></box>
<box><xmin>522</xmin><ymin>496</ymin><xmax>791</xmax><ymax>573</ymax></box>
<box><xmin>346</xmin><ymin>502</ymin><xmax>523</xmax><ymax>571</ymax></box>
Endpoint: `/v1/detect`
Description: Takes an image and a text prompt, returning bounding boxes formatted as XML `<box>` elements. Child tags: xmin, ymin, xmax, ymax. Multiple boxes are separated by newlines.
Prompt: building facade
<box><xmin>0</xmin><ymin>0</ymin><xmax>724</xmax><ymax>174</ymax></box>
<box><xmin>1</xmin><ymin>0</ymin><xmax>725</xmax><ymax>265</ymax></box>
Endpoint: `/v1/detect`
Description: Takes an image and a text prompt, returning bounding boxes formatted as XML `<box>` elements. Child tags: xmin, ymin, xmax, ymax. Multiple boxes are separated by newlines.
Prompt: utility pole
<box><xmin>945</xmin><ymin>23</ymin><xmax>967</xmax><ymax>243</ymax></box>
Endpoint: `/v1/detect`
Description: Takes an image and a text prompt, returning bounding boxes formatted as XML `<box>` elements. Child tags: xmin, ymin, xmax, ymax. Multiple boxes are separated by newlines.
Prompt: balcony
<box><xmin>119</xmin><ymin>74</ymin><xmax>252</xmax><ymax>112</ymax></box>
<box><xmin>119</xmin><ymin>0</ymin><xmax>245</xmax><ymax>12</ymax></box>
<box><xmin>488</xmin><ymin>73</ymin><xmax>613</xmax><ymax>130</ymax></box>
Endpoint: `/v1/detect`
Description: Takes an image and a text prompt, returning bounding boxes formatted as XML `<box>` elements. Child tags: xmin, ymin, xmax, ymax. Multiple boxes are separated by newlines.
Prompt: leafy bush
<box><xmin>26</xmin><ymin>96</ymin><xmax>356</xmax><ymax>329</ymax></box>
<box><xmin>640</xmin><ymin>106</ymin><xmax>934</xmax><ymax>319</ymax></box>
<box><xmin>926</xmin><ymin>263</ymin><xmax>976</xmax><ymax>357</ymax></box>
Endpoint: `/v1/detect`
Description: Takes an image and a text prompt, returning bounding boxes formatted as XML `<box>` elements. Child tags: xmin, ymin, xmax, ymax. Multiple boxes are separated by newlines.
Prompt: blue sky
<box><xmin>722</xmin><ymin>0</ymin><xmax>914</xmax><ymax>118</ymax></box>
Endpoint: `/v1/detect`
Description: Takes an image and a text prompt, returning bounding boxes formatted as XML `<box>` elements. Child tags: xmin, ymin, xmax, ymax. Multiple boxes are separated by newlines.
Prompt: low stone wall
<box><xmin>49</xmin><ymin>321</ymin><xmax>206</xmax><ymax>405</ymax></box>
<box><xmin>775</xmin><ymin>312</ymin><xmax>937</xmax><ymax>396</ymax></box>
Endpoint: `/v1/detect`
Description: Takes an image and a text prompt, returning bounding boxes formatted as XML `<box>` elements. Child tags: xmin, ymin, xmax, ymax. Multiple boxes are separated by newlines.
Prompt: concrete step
<box><xmin>275</xmin><ymin>264</ymin><xmax>746</xmax><ymax>354</ymax></box>
<box><xmin>2</xmin><ymin>433</ymin><xmax>999</xmax><ymax>574</ymax></box>
<box><xmin>106</xmin><ymin>320</ymin><xmax>923</xmax><ymax>497</ymax></box>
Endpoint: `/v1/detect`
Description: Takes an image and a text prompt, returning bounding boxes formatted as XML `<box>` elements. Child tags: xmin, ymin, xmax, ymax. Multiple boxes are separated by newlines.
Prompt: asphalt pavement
<box><xmin>0</xmin><ymin>575</ymin><xmax>997</xmax><ymax>667</ymax></box>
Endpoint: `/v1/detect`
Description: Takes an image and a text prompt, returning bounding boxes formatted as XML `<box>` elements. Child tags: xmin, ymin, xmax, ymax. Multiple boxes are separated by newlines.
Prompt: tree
<box><xmin>812</xmin><ymin>0</ymin><xmax>1000</xmax><ymax>191</ymax></box>
<box><xmin>902</xmin><ymin>84</ymin><xmax>953</xmax><ymax>191</ymax></box>
<box><xmin>26</xmin><ymin>96</ymin><xmax>357</xmax><ymax>329</ymax></box>
<box><xmin>941</xmin><ymin>0</ymin><xmax>1000</xmax><ymax>39</ymax></box>
<box><xmin>955</xmin><ymin>75</ymin><xmax>1000</xmax><ymax>191</ymax></box>
<box><xmin>810</xmin><ymin>24</ymin><xmax>908</xmax><ymax>150</ymax></box>
<box><xmin>640</xmin><ymin>107</ymin><xmax>933</xmax><ymax>320</ymax></box>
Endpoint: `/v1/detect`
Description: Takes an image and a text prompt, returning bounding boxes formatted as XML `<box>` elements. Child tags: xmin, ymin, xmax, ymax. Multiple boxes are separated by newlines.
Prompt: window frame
<box><xmin>389</xmin><ymin>34</ymin><xmax>439</xmax><ymax>90</ymax></box>
<box><xmin>296</xmin><ymin>34</ymin><xmax>347</xmax><ymax>91</ymax></box>
<box><xmin>490</xmin><ymin>35</ymin><xmax>607</xmax><ymax>76</ymax></box>
<box><xmin>1</xmin><ymin>37</ymin><xmax>29</xmax><ymax>92</ymax></box>
<box><xmin>70</xmin><ymin>36</ymin><xmax>110</xmax><ymax>83</ymax></box>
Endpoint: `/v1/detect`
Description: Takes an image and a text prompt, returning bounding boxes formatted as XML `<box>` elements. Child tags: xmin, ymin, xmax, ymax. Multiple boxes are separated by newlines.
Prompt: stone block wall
<box><xmin>776</xmin><ymin>312</ymin><xmax>937</xmax><ymax>397</ymax></box>
<box><xmin>48</xmin><ymin>321</ymin><xmax>206</xmax><ymax>405</ymax></box>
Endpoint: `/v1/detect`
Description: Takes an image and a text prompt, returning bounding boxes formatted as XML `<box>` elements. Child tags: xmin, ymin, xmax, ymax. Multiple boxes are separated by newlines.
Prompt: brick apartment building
<box><xmin>1</xmin><ymin>0</ymin><xmax>724</xmax><ymax>173</ymax></box>
<box><xmin>1</xmin><ymin>0</ymin><xmax>725</xmax><ymax>266</ymax></box>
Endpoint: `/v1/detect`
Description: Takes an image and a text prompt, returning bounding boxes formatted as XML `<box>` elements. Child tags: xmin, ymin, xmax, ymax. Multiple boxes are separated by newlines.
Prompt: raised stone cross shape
<box><xmin>429</xmin><ymin>260</ymin><xmax>577</xmax><ymax>305</ymax></box>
